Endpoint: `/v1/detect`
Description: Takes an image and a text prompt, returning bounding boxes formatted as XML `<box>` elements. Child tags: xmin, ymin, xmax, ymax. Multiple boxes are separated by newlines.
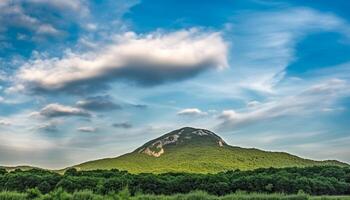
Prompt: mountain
<box><xmin>73</xmin><ymin>127</ymin><xmax>348</xmax><ymax>173</ymax></box>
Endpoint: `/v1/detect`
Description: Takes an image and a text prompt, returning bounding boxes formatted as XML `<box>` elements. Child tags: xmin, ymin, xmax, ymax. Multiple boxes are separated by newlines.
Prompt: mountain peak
<box><xmin>136</xmin><ymin>127</ymin><xmax>227</xmax><ymax>157</ymax></box>
<box><xmin>74</xmin><ymin>127</ymin><xmax>348</xmax><ymax>173</ymax></box>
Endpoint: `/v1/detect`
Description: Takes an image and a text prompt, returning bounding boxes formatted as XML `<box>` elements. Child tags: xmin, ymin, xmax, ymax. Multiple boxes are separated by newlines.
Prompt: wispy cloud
<box><xmin>229</xmin><ymin>7</ymin><xmax>350</xmax><ymax>93</ymax></box>
<box><xmin>217</xmin><ymin>79</ymin><xmax>349</xmax><ymax>130</ymax></box>
<box><xmin>36</xmin><ymin>121</ymin><xmax>60</xmax><ymax>133</ymax></box>
<box><xmin>38</xmin><ymin>103</ymin><xmax>91</xmax><ymax>118</ymax></box>
<box><xmin>76</xmin><ymin>95</ymin><xmax>121</xmax><ymax>111</ymax></box>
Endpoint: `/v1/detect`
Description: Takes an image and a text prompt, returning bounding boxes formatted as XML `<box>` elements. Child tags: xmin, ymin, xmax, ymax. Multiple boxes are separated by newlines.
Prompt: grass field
<box><xmin>0</xmin><ymin>190</ymin><xmax>349</xmax><ymax>200</ymax></box>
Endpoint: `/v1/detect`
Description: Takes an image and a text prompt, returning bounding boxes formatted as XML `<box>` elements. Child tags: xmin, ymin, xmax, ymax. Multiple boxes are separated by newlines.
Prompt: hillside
<box><xmin>73</xmin><ymin>127</ymin><xmax>348</xmax><ymax>173</ymax></box>
<box><xmin>1</xmin><ymin>165</ymin><xmax>38</xmax><ymax>171</ymax></box>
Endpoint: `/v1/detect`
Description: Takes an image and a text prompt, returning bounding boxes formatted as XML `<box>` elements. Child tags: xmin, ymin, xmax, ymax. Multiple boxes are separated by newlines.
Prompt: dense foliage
<box><xmin>0</xmin><ymin>166</ymin><xmax>349</xmax><ymax>196</ymax></box>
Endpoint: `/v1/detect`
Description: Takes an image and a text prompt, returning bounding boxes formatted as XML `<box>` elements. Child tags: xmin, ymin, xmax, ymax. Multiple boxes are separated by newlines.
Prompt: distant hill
<box><xmin>72</xmin><ymin>127</ymin><xmax>348</xmax><ymax>173</ymax></box>
<box><xmin>0</xmin><ymin>165</ymin><xmax>38</xmax><ymax>171</ymax></box>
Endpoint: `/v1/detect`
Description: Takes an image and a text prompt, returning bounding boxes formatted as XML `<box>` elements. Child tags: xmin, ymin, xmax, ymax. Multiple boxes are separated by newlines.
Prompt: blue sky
<box><xmin>0</xmin><ymin>0</ymin><xmax>350</xmax><ymax>169</ymax></box>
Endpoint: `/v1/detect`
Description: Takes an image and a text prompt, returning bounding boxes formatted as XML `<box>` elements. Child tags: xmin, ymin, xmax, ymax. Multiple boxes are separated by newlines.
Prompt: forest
<box><xmin>0</xmin><ymin>165</ymin><xmax>349</xmax><ymax>198</ymax></box>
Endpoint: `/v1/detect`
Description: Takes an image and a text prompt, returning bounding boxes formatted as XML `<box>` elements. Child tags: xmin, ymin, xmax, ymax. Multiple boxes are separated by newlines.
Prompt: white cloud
<box><xmin>36</xmin><ymin>24</ymin><xmax>61</xmax><ymax>36</ymax></box>
<box><xmin>0</xmin><ymin>119</ymin><xmax>11</xmax><ymax>126</ymax></box>
<box><xmin>302</xmin><ymin>79</ymin><xmax>347</xmax><ymax>95</ymax></box>
<box><xmin>5</xmin><ymin>84</ymin><xmax>25</xmax><ymax>94</ymax></box>
<box><xmin>39</xmin><ymin>103</ymin><xmax>91</xmax><ymax>118</ymax></box>
<box><xmin>219</xmin><ymin>110</ymin><xmax>238</xmax><ymax>120</ymax></box>
<box><xmin>218</xmin><ymin>79</ymin><xmax>349</xmax><ymax>130</ymax></box>
<box><xmin>0</xmin><ymin>3</ymin><xmax>39</xmax><ymax>30</ymax></box>
<box><xmin>14</xmin><ymin>29</ymin><xmax>228</xmax><ymax>92</ymax></box>
<box><xmin>177</xmin><ymin>108</ymin><xmax>208</xmax><ymax>116</ymax></box>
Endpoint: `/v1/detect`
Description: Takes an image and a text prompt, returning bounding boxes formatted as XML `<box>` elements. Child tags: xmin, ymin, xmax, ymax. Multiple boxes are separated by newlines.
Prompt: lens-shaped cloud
<box><xmin>14</xmin><ymin>29</ymin><xmax>228</xmax><ymax>93</ymax></box>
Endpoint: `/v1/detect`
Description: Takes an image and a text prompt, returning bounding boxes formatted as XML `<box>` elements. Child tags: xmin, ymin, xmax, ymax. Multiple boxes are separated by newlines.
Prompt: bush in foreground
<box><xmin>2</xmin><ymin>190</ymin><xmax>349</xmax><ymax>200</ymax></box>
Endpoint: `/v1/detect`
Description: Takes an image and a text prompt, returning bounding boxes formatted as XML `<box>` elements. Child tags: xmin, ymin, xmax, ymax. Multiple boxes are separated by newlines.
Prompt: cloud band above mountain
<box><xmin>14</xmin><ymin>29</ymin><xmax>228</xmax><ymax>93</ymax></box>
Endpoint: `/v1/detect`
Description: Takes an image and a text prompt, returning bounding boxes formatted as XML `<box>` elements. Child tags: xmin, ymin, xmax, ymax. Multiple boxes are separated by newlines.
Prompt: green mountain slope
<box><xmin>73</xmin><ymin>127</ymin><xmax>348</xmax><ymax>173</ymax></box>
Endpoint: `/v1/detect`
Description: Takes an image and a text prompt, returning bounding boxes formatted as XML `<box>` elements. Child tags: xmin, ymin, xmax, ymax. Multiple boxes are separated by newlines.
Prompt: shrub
<box><xmin>26</xmin><ymin>188</ymin><xmax>42</xmax><ymax>199</ymax></box>
<box><xmin>0</xmin><ymin>191</ymin><xmax>26</xmax><ymax>200</ymax></box>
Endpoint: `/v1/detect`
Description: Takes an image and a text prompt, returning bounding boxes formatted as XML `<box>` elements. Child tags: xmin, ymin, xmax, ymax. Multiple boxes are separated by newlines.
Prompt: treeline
<box><xmin>0</xmin><ymin>166</ymin><xmax>349</xmax><ymax>196</ymax></box>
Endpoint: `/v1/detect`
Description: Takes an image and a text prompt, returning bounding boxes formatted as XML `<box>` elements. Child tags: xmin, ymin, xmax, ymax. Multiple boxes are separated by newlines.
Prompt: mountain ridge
<box><xmin>72</xmin><ymin>127</ymin><xmax>348</xmax><ymax>173</ymax></box>
<box><xmin>134</xmin><ymin>127</ymin><xmax>227</xmax><ymax>157</ymax></box>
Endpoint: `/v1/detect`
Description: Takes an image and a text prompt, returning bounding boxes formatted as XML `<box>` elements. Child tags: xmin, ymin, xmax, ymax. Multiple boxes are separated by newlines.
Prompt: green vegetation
<box><xmin>0</xmin><ymin>190</ymin><xmax>350</xmax><ymax>200</ymax></box>
<box><xmin>0</xmin><ymin>166</ymin><xmax>349</xmax><ymax>196</ymax></box>
<box><xmin>74</xmin><ymin>127</ymin><xmax>347</xmax><ymax>173</ymax></box>
<box><xmin>75</xmin><ymin>144</ymin><xmax>346</xmax><ymax>173</ymax></box>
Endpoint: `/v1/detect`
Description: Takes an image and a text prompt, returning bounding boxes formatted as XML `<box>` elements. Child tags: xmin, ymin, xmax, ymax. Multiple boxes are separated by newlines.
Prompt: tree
<box><xmin>26</xmin><ymin>188</ymin><xmax>42</xmax><ymax>199</ymax></box>
<box><xmin>0</xmin><ymin>168</ymin><xmax>6</xmax><ymax>175</ymax></box>
<box><xmin>265</xmin><ymin>183</ymin><xmax>273</xmax><ymax>192</ymax></box>
<box><xmin>38</xmin><ymin>181</ymin><xmax>51</xmax><ymax>194</ymax></box>
<box><xmin>64</xmin><ymin>168</ymin><xmax>78</xmax><ymax>176</ymax></box>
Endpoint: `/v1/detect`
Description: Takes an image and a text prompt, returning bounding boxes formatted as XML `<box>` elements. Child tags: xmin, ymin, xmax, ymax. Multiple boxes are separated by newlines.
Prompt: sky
<box><xmin>0</xmin><ymin>0</ymin><xmax>350</xmax><ymax>169</ymax></box>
